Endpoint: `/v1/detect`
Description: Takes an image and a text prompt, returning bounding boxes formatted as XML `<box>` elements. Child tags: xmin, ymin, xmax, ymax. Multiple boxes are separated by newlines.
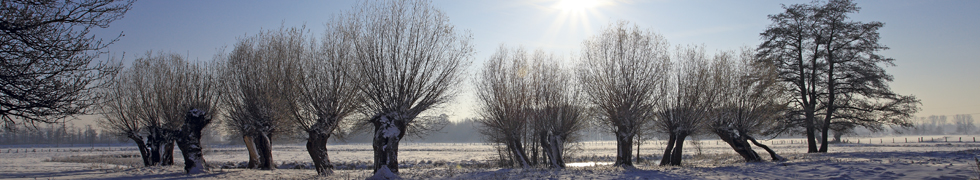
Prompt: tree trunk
<box><xmin>659</xmin><ymin>133</ymin><xmax>676</xmax><ymax>166</ymax></box>
<box><xmin>635</xmin><ymin>137</ymin><xmax>641</xmax><ymax>163</ymax></box>
<box><xmin>714</xmin><ymin>128</ymin><xmax>762</xmax><ymax>162</ymax></box>
<box><xmin>255</xmin><ymin>132</ymin><xmax>275</xmax><ymax>170</ymax></box>
<box><xmin>541</xmin><ymin>131</ymin><xmax>565</xmax><ymax>169</ymax></box>
<box><xmin>819</xmin><ymin>116</ymin><xmax>831</xmax><ymax>152</ymax></box>
<box><xmin>176</xmin><ymin>110</ymin><xmax>212</xmax><ymax>174</ymax></box>
<box><xmin>128</xmin><ymin>135</ymin><xmax>151</xmax><ymax>167</ymax></box>
<box><xmin>163</xmin><ymin>141</ymin><xmax>175</xmax><ymax>166</ymax></box>
<box><xmin>530</xmin><ymin>134</ymin><xmax>538</xmax><ymax>166</ymax></box>
<box><xmin>243</xmin><ymin>135</ymin><xmax>260</xmax><ymax>169</ymax></box>
<box><xmin>746</xmin><ymin>135</ymin><xmax>786</xmax><ymax>161</ymax></box>
<box><xmin>805</xmin><ymin>106</ymin><xmax>819</xmax><ymax>153</ymax></box>
<box><xmin>306</xmin><ymin>130</ymin><xmax>333</xmax><ymax>175</ymax></box>
<box><xmin>147</xmin><ymin>127</ymin><xmax>167</xmax><ymax>166</ymax></box>
<box><xmin>508</xmin><ymin>137</ymin><xmax>531</xmax><ymax>168</ymax></box>
<box><xmin>668</xmin><ymin>132</ymin><xmax>689</xmax><ymax>166</ymax></box>
<box><xmin>613</xmin><ymin>130</ymin><xmax>634</xmax><ymax>168</ymax></box>
<box><xmin>372</xmin><ymin>115</ymin><xmax>406</xmax><ymax>174</ymax></box>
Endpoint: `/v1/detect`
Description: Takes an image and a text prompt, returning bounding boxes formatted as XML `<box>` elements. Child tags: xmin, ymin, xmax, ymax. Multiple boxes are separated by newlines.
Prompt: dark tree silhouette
<box><xmin>578</xmin><ymin>21</ymin><xmax>670</xmax><ymax>168</ymax></box>
<box><xmin>757</xmin><ymin>0</ymin><xmax>919</xmax><ymax>153</ymax></box>
<box><xmin>1</xmin><ymin>0</ymin><xmax>133</xmax><ymax>129</ymax></box>
<box><xmin>340</xmin><ymin>0</ymin><xmax>473</xmax><ymax>175</ymax></box>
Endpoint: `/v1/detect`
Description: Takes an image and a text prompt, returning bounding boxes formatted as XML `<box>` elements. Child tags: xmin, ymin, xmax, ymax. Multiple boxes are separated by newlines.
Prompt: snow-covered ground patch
<box><xmin>2</xmin><ymin>135</ymin><xmax>979</xmax><ymax>179</ymax></box>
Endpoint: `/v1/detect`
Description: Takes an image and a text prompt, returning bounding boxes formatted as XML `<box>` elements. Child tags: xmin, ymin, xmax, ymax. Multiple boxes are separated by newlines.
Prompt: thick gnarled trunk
<box><xmin>147</xmin><ymin>127</ymin><xmax>176</xmax><ymax>166</ymax></box>
<box><xmin>307</xmin><ymin>131</ymin><xmax>333</xmax><ymax>175</ymax></box>
<box><xmin>668</xmin><ymin>132</ymin><xmax>688</xmax><ymax>166</ymax></box>
<box><xmin>372</xmin><ymin>115</ymin><xmax>406</xmax><ymax>174</ymax></box>
<box><xmin>613</xmin><ymin>130</ymin><xmax>634</xmax><ymax>168</ymax></box>
<box><xmin>541</xmin><ymin>132</ymin><xmax>565</xmax><ymax>168</ymax></box>
<box><xmin>243</xmin><ymin>135</ymin><xmax>260</xmax><ymax>169</ymax></box>
<box><xmin>508</xmin><ymin>137</ymin><xmax>530</xmax><ymax>168</ymax></box>
<box><xmin>746</xmin><ymin>135</ymin><xmax>785</xmax><ymax>161</ymax></box>
<box><xmin>176</xmin><ymin>109</ymin><xmax>212</xmax><ymax>174</ymax></box>
<box><xmin>660</xmin><ymin>133</ymin><xmax>676</xmax><ymax>166</ymax></box>
<box><xmin>128</xmin><ymin>135</ymin><xmax>152</xmax><ymax>167</ymax></box>
<box><xmin>255</xmin><ymin>132</ymin><xmax>275</xmax><ymax>170</ymax></box>
<box><xmin>662</xmin><ymin>131</ymin><xmax>689</xmax><ymax>166</ymax></box>
<box><xmin>714</xmin><ymin>128</ymin><xmax>762</xmax><ymax>162</ymax></box>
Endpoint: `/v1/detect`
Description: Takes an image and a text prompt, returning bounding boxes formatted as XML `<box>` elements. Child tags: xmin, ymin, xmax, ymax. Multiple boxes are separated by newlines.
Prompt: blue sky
<box><xmin>91</xmin><ymin>0</ymin><xmax>980</xmax><ymax>122</ymax></box>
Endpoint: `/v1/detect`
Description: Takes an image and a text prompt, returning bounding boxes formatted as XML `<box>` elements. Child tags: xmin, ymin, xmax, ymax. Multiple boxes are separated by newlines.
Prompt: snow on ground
<box><xmin>2</xmin><ymin>135</ymin><xmax>978</xmax><ymax>179</ymax></box>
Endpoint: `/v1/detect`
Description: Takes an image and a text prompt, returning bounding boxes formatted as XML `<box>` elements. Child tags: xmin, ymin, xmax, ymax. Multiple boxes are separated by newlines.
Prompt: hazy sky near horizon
<box><xmin>88</xmin><ymin>0</ymin><xmax>979</xmax><ymax>124</ymax></box>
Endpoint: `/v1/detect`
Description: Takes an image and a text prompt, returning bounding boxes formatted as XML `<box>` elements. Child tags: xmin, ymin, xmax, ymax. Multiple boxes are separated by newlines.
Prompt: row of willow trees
<box><xmin>90</xmin><ymin>0</ymin><xmax>919</xmax><ymax>177</ymax></box>
<box><xmin>477</xmin><ymin>0</ymin><xmax>920</xmax><ymax>169</ymax></box>
<box><xmin>99</xmin><ymin>0</ymin><xmax>470</xmax><ymax>176</ymax></box>
<box><xmin>476</xmin><ymin>22</ymin><xmax>787</xmax><ymax>169</ymax></box>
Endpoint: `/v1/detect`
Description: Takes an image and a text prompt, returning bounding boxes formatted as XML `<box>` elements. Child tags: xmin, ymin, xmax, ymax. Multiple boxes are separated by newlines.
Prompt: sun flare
<box><xmin>555</xmin><ymin>0</ymin><xmax>600</xmax><ymax>11</ymax></box>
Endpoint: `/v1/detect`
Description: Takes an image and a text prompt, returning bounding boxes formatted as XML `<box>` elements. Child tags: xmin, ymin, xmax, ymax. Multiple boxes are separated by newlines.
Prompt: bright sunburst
<box><xmin>554</xmin><ymin>0</ymin><xmax>600</xmax><ymax>12</ymax></box>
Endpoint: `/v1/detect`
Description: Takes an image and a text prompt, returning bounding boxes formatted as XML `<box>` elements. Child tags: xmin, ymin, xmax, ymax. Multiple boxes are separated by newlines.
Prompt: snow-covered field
<box><xmin>2</xmin><ymin>135</ymin><xmax>978</xmax><ymax>179</ymax></box>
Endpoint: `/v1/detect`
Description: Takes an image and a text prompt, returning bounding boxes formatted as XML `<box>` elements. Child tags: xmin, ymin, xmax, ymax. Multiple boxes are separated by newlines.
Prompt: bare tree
<box><xmin>98</xmin><ymin>58</ymin><xmax>151</xmax><ymax>166</ymax></box>
<box><xmin>341</xmin><ymin>0</ymin><xmax>473</xmax><ymax>175</ymax></box>
<box><xmin>476</xmin><ymin>46</ymin><xmax>534</xmax><ymax>168</ymax></box>
<box><xmin>656</xmin><ymin>45</ymin><xmax>717</xmax><ymax>166</ymax></box>
<box><xmin>578</xmin><ymin>21</ymin><xmax>669</xmax><ymax>168</ymax></box>
<box><xmin>1</xmin><ymin>0</ymin><xmax>133</xmax><ymax>129</ymax></box>
<box><xmin>218</xmin><ymin>28</ymin><xmax>300</xmax><ymax>170</ymax></box>
<box><xmin>100</xmin><ymin>51</ymin><xmax>220</xmax><ymax>172</ymax></box>
<box><xmin>142</xmin><ymin>52</ymin><xmax>194</xmax><ymax>167</ymax></box>
<box><xmin>709</xmin><ymin>48</ymin><xmax>787</xmax><ymax>162</ymax></box>
<box><xmin>758</xmin><ymin>0</ymin><xmax>920</xmax><ymax>153</ymax></box>
<box><xmin>277</xmin><ymin>23</ymin><xmax>363</xmax><ymax>175</ymax></box>
<box><xmin>529</xmin><ymin>51</ymin><xmax>585</xmax><ymax>169</ymax></box>
<box><xmin>174</xmin><ymin>61</ymin><xmax>220</xmax><ymax>174</ymax></box>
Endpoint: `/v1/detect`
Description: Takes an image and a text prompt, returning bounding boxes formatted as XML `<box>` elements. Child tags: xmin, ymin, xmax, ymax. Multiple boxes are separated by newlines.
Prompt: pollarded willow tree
<box><xmin>709</xmin><ymin>48</ymin><xmax>787</xmax><ymax>162</ymax></box>
<box><xmin>343</xmin><ymin>0</ymin><xmax>473</xmax><ymax>175</ymax></box>
<box><xmin>578</xmin><ymin>21</ymin><xmax>670</xmax><ymax>168</ymax></box>
<box><xmin>656</xmin><ymin>45</ymin><xmax>716</xmax><ymax>166</ymax></box>
<box><xmin>476</xmin><ymin>46</ymin><xmax>534</xmax><ymax>169</ymax></box>
<box><xmin>477</xmin><ymin>46</ymin><xmax>586</xmax><ymax>169</ymax></box>
<box><xmin>98</xmin><ymin>51</ymin><xmax>220</xmax><ymax>173</ymax></box>
<box><xmin>285</xmin><ymin>23</ymin><xmax>364</xmax><ymax>175</ymax></box>
<box><xmin>218</xmin><ymin>28</ymin><xmax>300</xmax><ymax>170</ymax></box>
<box><xmin>529</xmin><ymin>52</ymin><xmax>586</xmax><ymax>169</ymax></box>
<box><xmin>757</xmin><ymin>0</ymin><xmax>920</xmax><ymax>153</ymax></box>
<box><xmin>99</xmin><ymin>56</ymin><xmax>151</xmax><ymax>166</ymax></box>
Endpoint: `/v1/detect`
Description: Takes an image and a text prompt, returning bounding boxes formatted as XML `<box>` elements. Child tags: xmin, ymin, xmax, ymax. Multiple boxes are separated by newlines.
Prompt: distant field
<box><xmin>1</xmin><ymin>135</ymin><xmax>978</xmax><ymax>179</ymax></box>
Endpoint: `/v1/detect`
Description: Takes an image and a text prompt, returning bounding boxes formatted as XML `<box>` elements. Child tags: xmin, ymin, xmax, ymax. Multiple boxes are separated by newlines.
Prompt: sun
<box><xmin>554</xmin><ymin>0</ymin><xmax>600</xmax><ymax>11</ymax></box>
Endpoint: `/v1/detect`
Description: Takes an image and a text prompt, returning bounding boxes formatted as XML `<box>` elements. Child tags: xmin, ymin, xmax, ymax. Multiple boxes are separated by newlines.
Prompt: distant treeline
<box><xmin>0</xmin><ymin>124</ymin><xmax>126</xmax><ymax>146</ymax></box>
<box><xmin>894</xmin><ymin>114</ymin><xmax>977</xmax><ymax>135</ymax></box>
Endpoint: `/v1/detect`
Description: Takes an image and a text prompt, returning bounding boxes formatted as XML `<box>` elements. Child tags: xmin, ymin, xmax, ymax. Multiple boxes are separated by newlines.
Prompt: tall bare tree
<box><xmin>173</xmin><ymin>60</ymin><xmax>220</xmax><ymax>174</ymax></box>
<box><xmin>1</xmin><ymin>0</ymin><xmax>133</xmax><ymax>129</ymax></box>
<box><xmin>279</xmin><ymin>23</ymin><xmax>363</xmax><ymax>175</ymax></box>
<box><xmin>709</xmin><ymin>48</ymin><xmax>787</xmax><ymax>162</ymax></box>
<box><xmin>578</xmin><ymin>21</ymin><xmax>669</xmax><ymax>168</ymax></box>
<box><xmin>218</xmin><ymin>28</ymin><xmax>300</xmax><ymax>170</ymax></box>
<box><xmin>758</xmin><ymin>0</ymin><xmax>920</xmax><ymax>153</ymax></box>
<box><xmin>656</xmin><ymin>45</ymin><xmax>715</xmax><ymax>166</ymax></box>
<box><xmin>343</xmin><ymin>0</ymin><xmax>473</xmax><ymax>175</ymax></box>
<box><xmin>529</xmin><ymin>52</ymin><xmax>585</xmax><ymax>169</ymax></box>
<box><xmin>98</xmin><ymin>56</ymin><xmax>151</xmax><ymax>166</ymax></box>
<box><xmin>476</xmin><ymin>46</ymin><xmax>534</xmax><ymax>168</ymax></box>
<box><xmin>100</xmin><ymin>51</ymin><xmax>220</xmax><ymax>172</ymax></box>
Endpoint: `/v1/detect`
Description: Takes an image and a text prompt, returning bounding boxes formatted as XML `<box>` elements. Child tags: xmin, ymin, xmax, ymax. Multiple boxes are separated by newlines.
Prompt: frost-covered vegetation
<box><xmin>3</xmin><ymin>136</ymin><xmax>979</xmax><ymax>179</ymax></box>
<box><xmin>1</xmin><ymin>0</ymin><xmax>953</xmax><ymax>179</ymax></box>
